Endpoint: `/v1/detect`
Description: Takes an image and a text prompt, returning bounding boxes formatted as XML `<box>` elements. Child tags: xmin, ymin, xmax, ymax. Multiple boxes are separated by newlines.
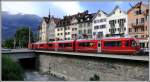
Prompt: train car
<box><xmin>57</xmin><ymin>40</ymin><xmax>75</xmax><ymax>52</ymax></box>
<box><xmin>75</xmin><ymin>39</ymin><xmax>98</xmax><ymax>53</ymax></box>
<box><xmin>37</xmin><ymin>42</ymin><xmax>48</xmax><ymax>50</ymax></box>
<box><xmin>100</xmin><ymin>37</ymin><xmax>141</xmax><ymax>54</ymax></box>
<box><xmin>47</xmin><ymin>41</ymin><xmax>57</xmax><ymax>51</ymax></box>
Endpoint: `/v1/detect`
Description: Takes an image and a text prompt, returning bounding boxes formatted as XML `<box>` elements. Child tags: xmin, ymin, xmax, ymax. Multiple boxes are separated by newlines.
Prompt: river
<box><xmin>24</xmin><ymin>70</ymin><xmax>65</xmax><ymax>81</ymax></box>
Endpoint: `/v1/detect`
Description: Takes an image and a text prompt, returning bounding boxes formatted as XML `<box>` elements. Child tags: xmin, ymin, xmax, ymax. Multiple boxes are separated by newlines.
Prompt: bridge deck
<box><xmin>2</xmin><ymin>49</ymin><xmax>149</xmax><ymax>62</ymax></box>
<box><xmin>35</xmin><ymin>50</ymin><xmax>149</xmax><ymax>62</ymax></box>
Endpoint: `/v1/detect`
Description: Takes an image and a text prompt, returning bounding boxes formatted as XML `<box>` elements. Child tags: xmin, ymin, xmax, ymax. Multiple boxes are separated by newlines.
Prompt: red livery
<box><xmin>28</xmin><ymin>37</ymin><xmax>141</xmax><ymax>55</ymax></box>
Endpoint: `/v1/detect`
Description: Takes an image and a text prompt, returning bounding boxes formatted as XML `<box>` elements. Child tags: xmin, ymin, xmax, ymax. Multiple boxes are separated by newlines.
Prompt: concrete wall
<box><xmin>38</xmin><ymin>53</ymin><xmax>148</xmax><ymax>81</ymax></box>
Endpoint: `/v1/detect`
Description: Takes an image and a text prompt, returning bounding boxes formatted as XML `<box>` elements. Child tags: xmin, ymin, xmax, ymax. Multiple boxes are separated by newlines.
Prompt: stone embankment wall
<box><xmin>38</xmin><ymin>53</ymin><xmax>148</xmax><ymax>81</ymax></box>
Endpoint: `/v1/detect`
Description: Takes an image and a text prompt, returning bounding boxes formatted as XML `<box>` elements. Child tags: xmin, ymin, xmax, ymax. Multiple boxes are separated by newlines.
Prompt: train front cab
<box><xmin>100</xmin><ymin>38</ymin><xmax>141</xmax><ymax>54</ymax></box>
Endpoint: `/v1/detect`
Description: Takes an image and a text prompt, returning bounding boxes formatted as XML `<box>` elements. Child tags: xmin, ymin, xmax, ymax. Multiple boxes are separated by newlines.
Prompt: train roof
<box><xmin>101</xmin><ymin>37</ymin><xmax>136</xmax><ymax>40</ymax></box>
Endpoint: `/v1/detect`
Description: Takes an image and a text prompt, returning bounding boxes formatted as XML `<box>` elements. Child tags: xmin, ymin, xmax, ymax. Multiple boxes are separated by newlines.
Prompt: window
<box><xmin>104</xmin><ymin>41</ymin><xmax>122</xmax><ymax>47</ymax></box>
<box><xmin>125</xmin><ymin>40</ymin><xmax>130</xmax><ymax>46</ymax></box>
<box><xmin>129</xmin><ymin>28</ymin><xmax>132</xmax><ymax>32</ymax></box>
<box><xmin>84</xmin><ymin>29</ymin><xmax>86</xmax><ymax>34</ymax></box>
<box><xmin>135</xmin><ymin>28</ymin><xmax>138</xmax><ymax>32</ymax></box>
<box><xmin>61</xmin><ymin>33</ymin><xmax>63</xmax><ymax>35</ymax></box>
<box><xmin>58</xmin><ymin>29</ymin><xmax>59</xmax><ymax>31</ymax></box>
<box><xmin>141</xmin><ymin>28</ymin><xmax>144</xmax><ymax>31</ymax></box>
<box><xmin>58</xmin><ymin>33</ymin><xmax>59</xmax><ymax>36</ymax></box>
<box><xmin>68</xmin><ymin>32</ymin><xmax>70</xmax><ymax>35</ymax></box>
<box><xmin>136</xmin><ymin>19</ymin><xmax>138</xmax><ymax>25</ymax></box>
<box><xmin>79</xmin><ymin>30</ymin><xmax>82</xmax><ymax>34</ymax></box>
<box><xmin>79</xmin><ymin>42</ymin><xmax>96</xmax><ymax>47</ymax></box>
<box><xmin>40</xmin><ymin>44</ymin><xmax>44</xmax><ymax>47</ymax></box>
<box><xmin>94</xmin><ymin>26</ymin><xmax>99</xmax><ymax>30</ymax></box>
<box><xmin>88</xmin><ymin>29</ymin><xmax>92</xmax><ymax>34</ymax></box>
<box><xmin>48</xmin><ymin>44</ymin><xmax>53</xmax><ymax>47</ymax></box>
<box><xmin>141</xmin><ymin>18</ymin><xmax>144</xmax><ymax>23</ymax></box>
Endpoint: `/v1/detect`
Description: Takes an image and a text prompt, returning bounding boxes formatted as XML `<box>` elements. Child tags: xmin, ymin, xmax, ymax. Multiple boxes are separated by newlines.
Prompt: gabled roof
<box><xmin>127</xmin><ymin>2</ymin><xmax>148</xmax><ymax>14</ymax></box>
<box><xmin>43</xmin><ymin>17</ymin><xmax>50</xmax><ymax>24</ymax></box>
<box><xmin>92</xmin><ymin>9</ymin><xmax>108</xmax><ymax>20</ymax></box>
<box><xmin>108</xmin><ymin>5</ymin><xmax>126</xmax><ymax>16</ymax></box>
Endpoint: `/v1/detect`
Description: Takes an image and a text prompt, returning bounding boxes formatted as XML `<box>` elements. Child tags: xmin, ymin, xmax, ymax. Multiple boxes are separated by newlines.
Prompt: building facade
<box><xmin>38</xmin><ymin>16</ymin><xmax>50</xmax><ymax>42</ymax></box>
<box><xmin>77</xmin><ymin>10</ymin><xmax>94</xmax><ymax>39</ymax></box>
<box><xmin>128</xmin><ymin>2</ymin><xmax>149</xmax><ymax>48</ymax></box>
<box><xmin>70</xmin><ymin>16</ymin><xmax>78</xmax><ymax>40</ymax></box>
<box><xmin>48</xmin><ymin>17</ymin><xmax>61</xmax><ymax>41</ymax></box>
<box><xmin>92</xmin><ymin>10</ymin><xmax>108</xmax><ymax>39</ymax></box>
<box><xmin>107</xmin><ymin>6</ymin><xmax>128</xmax><ymax>37</ymax></box>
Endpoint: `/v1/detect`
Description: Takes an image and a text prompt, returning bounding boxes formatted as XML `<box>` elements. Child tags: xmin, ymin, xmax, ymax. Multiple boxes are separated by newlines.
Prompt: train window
<box><xmin>48</xmin><ymin>44</ymin><xmax>53</xmax><ymax>47</ymax></box>
<box><xmin>64</xmin><ymin>43</ymin><xmax>72</xmax><ymax>47</ymax></box>
<box><xmin>131</xmin><ymin>40</ymin><xmax>137</xmax><ymax>47</ymax></box>
<box><xmin>104</xmin><ymin>41</ymin><xmax>122</xmax><ymax>47</ymax></box>
<box><xmin>125</xmin><ymin>40</ymin><xmax>129</xmax><ymax>46</ymax></box>
<box><xmin>40</xmin><ymin>44</ymin><xmax>44</xmax><ymax>47</ymax></box>
<box><xmin>59</xmin><ymin>43</ymin><xmax>64</xmax><ymax>47</ymax></box>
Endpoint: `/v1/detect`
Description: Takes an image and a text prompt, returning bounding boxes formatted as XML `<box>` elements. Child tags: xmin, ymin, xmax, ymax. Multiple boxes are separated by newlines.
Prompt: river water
<box><xmin>24</xmin><ymin>70</ymin><xmax>65</xmax><ymax>81</ymax></box>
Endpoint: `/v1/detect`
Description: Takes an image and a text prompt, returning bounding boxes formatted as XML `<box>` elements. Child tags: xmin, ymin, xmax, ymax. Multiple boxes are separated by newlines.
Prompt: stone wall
<box><xmin>38</xmin><ymin>53</ymin><xmax>149</xmax><ymax>81</ymax></box>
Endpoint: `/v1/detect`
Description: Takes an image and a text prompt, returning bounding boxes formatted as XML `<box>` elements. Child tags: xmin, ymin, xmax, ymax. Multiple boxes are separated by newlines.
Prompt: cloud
<box><xmin>51</xmin><ymin>1</ymin><xmax>83</xmax><ymax>15</ymax></box>
<box><xmin>115</xmin><ymin>1</ymin><xmax>123</xmax><ymax>5</ymax></box>
<box><xmin>1</xmin><ymin>1</ymin><xmax>40</xmax><ymax>15</ymax></box>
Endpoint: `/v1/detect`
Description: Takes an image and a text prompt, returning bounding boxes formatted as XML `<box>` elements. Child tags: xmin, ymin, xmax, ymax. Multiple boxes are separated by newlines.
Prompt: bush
<box><xmin>2</xmin><ymin>55</ymin><xmax>24</xmax><ymax>81</ymax></box>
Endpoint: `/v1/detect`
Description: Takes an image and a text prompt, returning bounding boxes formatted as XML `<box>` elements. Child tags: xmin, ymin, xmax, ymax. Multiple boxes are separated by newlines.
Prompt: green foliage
<box><xmin>15</xmin><ymin>27</ymin><xmax>33</xmax><ymax>48</ymax></box>
<box><xmin>89</xmin><ymin>74</ymin><xmax>100</xmax><ymax>81</ymax></box>
<box><xmin>3</xmin><ymin>38</ymin><xmax>14</xmax><ymax>49</ymax></box>
<box><xmin>2</xmin><ymin>55</ymin><xmax>24</xmax><ymax>81</ymax></box>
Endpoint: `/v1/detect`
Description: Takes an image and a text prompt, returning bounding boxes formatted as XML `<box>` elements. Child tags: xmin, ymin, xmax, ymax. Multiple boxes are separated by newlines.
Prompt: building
<box><xmin>77</xmin><ymin>10</ymin><xmax>95</xmax><ymax>39</ymax></box>
<box><xmin>70</xmin><ymin>16</ymin><xmax>79</xmax><ymax>40</ymax></box>
<box><xmin>107</xmin><ymin>6</ymin><xmax>128</xmax><ymax>37</ymax></box>
<box><xmin>48</xmin><ymin>17</ymin><xmax>61</xmax><ymax>41</ymax></box>
<box><xmin>38</xmin><ymin>15</ymin><xmax>50</xmax><ymax>42</ymax></box>
<box><xmin>128</xmin><ymin>2</ymin><xmax>149</xmax><ymax>48</ymax></box>
<box><xmin>92</xmin><ymin>10</ymin><xmax>108</xmax><ymax>39</ymax></box>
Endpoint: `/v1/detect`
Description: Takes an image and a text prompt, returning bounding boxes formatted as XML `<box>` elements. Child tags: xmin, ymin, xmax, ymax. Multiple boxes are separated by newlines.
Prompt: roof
<box><xmin>108</xmin><ymin>5</ymin><xmax>126</xmax><ymax>16</ymax></box>
<box><xmin>56</xmin><ymin>10</ymin><xmax>96</xmax><ymax>27</ymax></box>
<box><xmin>127</xmin><ymin>2</ymin><xmax>148</xmax><ymax>14</ymax></box>
<box><xmin>92</xmin><ymin>9</ymin><xmax>108</xmax><ymax>20</ymax></box>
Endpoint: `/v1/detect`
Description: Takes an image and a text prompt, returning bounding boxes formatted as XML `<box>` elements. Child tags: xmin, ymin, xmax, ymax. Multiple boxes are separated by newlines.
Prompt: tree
<box><xmin>3</xmin><ymin>38</ymin><xmax>14</xmax><ymax>49</ymax></box>
<box><xmin>15</xmin><ymin>27</ymin><xmax>33</xmax><ymax>48</ymax></box>
<box><xmin>2</xmin><ymin>55</ymin><xmax>24</xmax><ymax>80</ymax></box>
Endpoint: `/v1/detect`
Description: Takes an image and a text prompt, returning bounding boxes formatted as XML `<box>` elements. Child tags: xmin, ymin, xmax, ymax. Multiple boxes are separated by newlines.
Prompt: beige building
<box><xmin>38</xmin><ymin>16</ymin><xmax>50</xmax><ymax>42</ymax></box>
<box><xmin>128</xmin><ymin>2</ymin><xmax>149</xmax><ymax>48</ymax></box>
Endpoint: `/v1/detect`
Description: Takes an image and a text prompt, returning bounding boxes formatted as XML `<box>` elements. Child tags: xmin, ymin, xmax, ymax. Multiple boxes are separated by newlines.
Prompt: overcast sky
<box><xmin>1</xmin><ymin>0</ymin><xmax>148</xmax><ymax>18</ymax></box>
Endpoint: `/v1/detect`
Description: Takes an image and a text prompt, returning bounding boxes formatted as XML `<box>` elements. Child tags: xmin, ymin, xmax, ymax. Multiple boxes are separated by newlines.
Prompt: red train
<box><xmin>28</xmin><ymin>37</ymin><xmax>141</xmax><ymax>55</ymax></box>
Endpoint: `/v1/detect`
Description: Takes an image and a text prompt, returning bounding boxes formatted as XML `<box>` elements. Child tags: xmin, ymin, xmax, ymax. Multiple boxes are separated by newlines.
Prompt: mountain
<box><xmin>2</xmin><ymin>11</ymin><xmax>42</xmax><ymax>41</ymax></box>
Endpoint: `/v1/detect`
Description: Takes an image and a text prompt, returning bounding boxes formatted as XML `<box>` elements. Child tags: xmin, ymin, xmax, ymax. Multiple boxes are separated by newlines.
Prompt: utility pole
<box><xmin>29</xmin><ymin>26</ymin><xmax>31</xmax><ymax>44</ymax></box>
<box><xmin>13</xmin><ymin>37</ymin><xmax>16</xmax><ymax>49</ymax></box>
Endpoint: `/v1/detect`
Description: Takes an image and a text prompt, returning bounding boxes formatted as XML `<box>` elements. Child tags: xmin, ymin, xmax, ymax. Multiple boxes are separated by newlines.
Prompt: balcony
<box><xmin>131</xmin><ymin>22</ymin><xmax>144</xmax><ymax>28</ymax></box>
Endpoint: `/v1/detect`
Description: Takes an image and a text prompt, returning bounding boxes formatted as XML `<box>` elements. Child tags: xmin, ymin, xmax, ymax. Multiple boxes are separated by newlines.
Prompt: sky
<box><xmin>1</xmin><ymin>0</ymin><xmax>149</xmax><ymax>18</ymax></box>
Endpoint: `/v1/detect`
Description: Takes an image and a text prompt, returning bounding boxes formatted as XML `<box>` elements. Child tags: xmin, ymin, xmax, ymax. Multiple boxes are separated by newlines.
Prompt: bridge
<box><xmin>2</xmin><ymin>48</ymin><xmax>149</xmax><ymax>81</ymax></box>
<box><xmin>2</xmin><ymin>48</ymin><xmax>149</xmax><ymax>62</ymax></box>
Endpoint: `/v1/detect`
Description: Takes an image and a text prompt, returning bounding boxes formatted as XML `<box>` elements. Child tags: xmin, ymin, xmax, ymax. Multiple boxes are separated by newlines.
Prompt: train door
<box><xmin>97</xmin><ymin>41</ymin><xmax>101</xmax><ymax>53</ymax></box>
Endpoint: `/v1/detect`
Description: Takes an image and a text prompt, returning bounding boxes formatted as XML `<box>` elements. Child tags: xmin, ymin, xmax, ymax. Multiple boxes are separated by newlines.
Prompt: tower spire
<box><xmin>48</xmin><ymin>8</ymin><xmax>51</xmax><ymax>19</ymax></box>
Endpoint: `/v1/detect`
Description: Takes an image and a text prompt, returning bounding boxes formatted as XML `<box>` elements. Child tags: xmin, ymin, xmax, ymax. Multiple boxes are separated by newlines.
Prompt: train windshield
<box><xmin>131</xmin><ymin>40</ymin><xmax>139</xmax><ymax>47</ymax></box>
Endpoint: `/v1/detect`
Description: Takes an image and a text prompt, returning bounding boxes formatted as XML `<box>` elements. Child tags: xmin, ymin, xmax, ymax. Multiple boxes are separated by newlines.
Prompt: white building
<box><xmin>48</xmin><ymin>17</ymin><xmax>60</xmax><ymax>41</ymax></box>
<box><xmin>107</xmin><ymin>6</ymin><xmax>128</xmax><ymax>37</ymax></box>
<box><xmin>92</xmin><ymin>10</ymin><xmax>108</xmax><ymax>39</ymax></box>
<box><xmin>70</xmin><ymin>16</ymin><xmax>78</xmax><ymax>40</ymax></box>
